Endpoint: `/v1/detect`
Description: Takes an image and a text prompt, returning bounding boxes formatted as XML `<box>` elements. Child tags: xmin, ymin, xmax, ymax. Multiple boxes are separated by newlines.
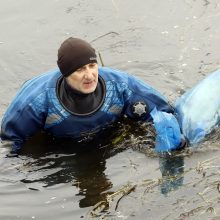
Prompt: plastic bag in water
<box><xmin>150</xmin><ymin>108</ymin><xmax>182</xmax><ymax>152</ymax></box>
<box><xmin>175</xmin><ymin>69</ymin><xmax>220</xmax><ymax>145</ymax></box>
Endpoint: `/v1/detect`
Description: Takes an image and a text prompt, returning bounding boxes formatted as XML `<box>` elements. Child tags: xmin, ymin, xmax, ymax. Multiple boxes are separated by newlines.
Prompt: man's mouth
<box><xmin>84</xmin><ymin>81</ymin><xmax>94</xmax><ymax>85</ymax></box>
<box><xmin>83</xmin><ymin>80</ymin><xmax>95</xmax><ymax>88</ymax></box>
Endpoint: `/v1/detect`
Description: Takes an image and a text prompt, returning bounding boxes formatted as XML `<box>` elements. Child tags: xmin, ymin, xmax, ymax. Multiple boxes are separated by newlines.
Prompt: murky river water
<box><xmin>0</xmin><ymin>0</ymin><xmax>220</xmax><ymax>219</ymax></box>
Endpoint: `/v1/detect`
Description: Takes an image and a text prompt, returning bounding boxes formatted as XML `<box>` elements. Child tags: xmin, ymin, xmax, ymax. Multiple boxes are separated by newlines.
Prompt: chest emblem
<box><xmin>132</xmin><ymin>101</ymin><xmax>148</xmax><ymax>117</ymax></box>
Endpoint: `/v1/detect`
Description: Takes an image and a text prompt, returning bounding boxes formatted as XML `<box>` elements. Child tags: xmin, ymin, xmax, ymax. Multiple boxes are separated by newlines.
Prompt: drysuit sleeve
<box><xmin>121</xmin><ymin>74</ymin><xmax>183</xmax><ymax>152</ymax></box>
<box><xmin>122</xmin><ymin>73</ymin><xmax>174</xmax><ymax>119</ymax></box>
<box><xmin>0</xmin><ymin>104</ymin><xmax>46</xmax><ymax>154</ymax></box>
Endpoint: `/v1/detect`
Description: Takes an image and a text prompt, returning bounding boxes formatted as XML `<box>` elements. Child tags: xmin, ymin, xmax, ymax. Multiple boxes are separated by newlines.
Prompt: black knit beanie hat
<box><xmin>57</xmin><ymin>37</ymin><xmax>97</xmax><ymax>77</ymax></box>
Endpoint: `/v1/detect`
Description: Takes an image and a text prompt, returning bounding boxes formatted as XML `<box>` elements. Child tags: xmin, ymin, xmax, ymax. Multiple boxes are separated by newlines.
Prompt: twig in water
<box><xmin>89</xmin><ymin>31</ymin><xmax>119</xmax><ymax>44</ymax></box>
<box><xmin>217</xmin><ymin>182</ymin><xmax>220</xmax><ymax>193</ymax></box>
<box><xmin>114</xmin><ymin>184</ymin><xmax>136</xmax><ymax>211</ymax></box>
<box><xmin>98</xmin><ymin>52</ymin><xmax>105</xmax><ymax>67</ymax></box>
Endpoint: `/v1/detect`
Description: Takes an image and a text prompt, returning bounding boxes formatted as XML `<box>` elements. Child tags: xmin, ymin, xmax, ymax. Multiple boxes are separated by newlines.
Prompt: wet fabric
<box><xmin>0</xmin><ymin>67</ymin><xmax>173</xmax><ymax>152</ymax></box>
<box><xmin>175</xmin><ymin>69</ymin><xmax>220</xmax><ymax>144</ymax></box>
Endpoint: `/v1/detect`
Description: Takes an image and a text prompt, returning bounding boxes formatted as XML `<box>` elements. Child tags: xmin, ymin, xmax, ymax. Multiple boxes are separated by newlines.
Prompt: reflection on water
<box><xmin>4</xmin><ymin>118</ymin><xmax>156</xmax><ymax>208</ymax></box>
<box><xmin>0</xmin><ymin>117</ymin><xmax>186</xmax><ymax>210</ymax></box>
<box><xmin>21</xmin><ymin>143</ymin><xmax>113</xmax><ymax>208</ymax></box>
<box><xmin>159</xmin><ymin>155</ymin><xmax>184</xmax><ymax>195</ymax></box>
<box><xmin>1</xmin><ymin>117</ymin><xmax>220</xmax><ymax>219</ymax></box>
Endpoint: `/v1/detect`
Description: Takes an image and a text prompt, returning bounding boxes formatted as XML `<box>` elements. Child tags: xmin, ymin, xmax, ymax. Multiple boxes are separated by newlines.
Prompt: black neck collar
<box><xmin>57</xmin><ymin>75</ymin><xmax>106</xmax><ymax>116</ymax></box>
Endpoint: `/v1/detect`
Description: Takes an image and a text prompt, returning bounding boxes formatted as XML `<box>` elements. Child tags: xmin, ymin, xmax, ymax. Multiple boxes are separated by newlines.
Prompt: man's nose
<box><xmin>84</xmin><ymin>66</ymin><xmax>93</xmax><ymax>79</ymax></box>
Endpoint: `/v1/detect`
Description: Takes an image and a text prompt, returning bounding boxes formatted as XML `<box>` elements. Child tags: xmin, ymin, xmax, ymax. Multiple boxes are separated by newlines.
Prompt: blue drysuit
<box><xmin>0</xmin><ymin>67</ymin><xmax>179</xmax><ymax>153</ymax></box>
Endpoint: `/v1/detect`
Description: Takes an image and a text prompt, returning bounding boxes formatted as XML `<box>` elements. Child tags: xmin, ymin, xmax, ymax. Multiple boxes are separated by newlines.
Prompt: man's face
<box><xmin>66</xmin><ymin>63</ymin><xmax>98</xmax><ymax>94</ymax></box>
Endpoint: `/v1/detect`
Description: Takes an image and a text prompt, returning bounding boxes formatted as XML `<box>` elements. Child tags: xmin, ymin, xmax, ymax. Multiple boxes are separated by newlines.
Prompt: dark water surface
<box><xmin>1</xmin><ymin>0</ymin><xmax>220</xmax><ymax>219</ymax></box>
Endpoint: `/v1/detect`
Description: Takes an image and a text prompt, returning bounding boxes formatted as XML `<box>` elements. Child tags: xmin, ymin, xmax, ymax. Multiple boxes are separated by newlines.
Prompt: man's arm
<box><xmin>121</xmin><ymin>73</ymin><xmax>183</xmax><ymax>152</ymax></box>
<box><xmin>1</xmin><ymin>104</ymin><xmax>45</xmax><ymax>154</ymax></box>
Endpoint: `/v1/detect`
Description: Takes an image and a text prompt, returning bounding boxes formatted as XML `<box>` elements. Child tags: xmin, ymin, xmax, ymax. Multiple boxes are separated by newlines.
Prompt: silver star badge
<box><xmin>132</xmin><ymin>101</ymin><xmax>147</xmax><ymax>117</ymax></box>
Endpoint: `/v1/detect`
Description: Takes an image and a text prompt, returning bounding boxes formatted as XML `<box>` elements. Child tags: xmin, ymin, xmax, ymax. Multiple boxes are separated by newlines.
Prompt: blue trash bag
<box><xmin>150</xmin><ymin>107</ymin><xmax>182</xmax><ymax>152</ymax></box>
<box><xmin>175</xmin><ymin>69</ymin><xmax>220</xmax><ymax>145</ymax></box>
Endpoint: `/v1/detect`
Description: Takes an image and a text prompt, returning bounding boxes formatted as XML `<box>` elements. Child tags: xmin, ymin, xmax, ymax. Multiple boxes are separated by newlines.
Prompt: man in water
<box><xmin>0</xmin><ymin>37</ymin><xmax>181</xmax><ymax>155</ymax></box>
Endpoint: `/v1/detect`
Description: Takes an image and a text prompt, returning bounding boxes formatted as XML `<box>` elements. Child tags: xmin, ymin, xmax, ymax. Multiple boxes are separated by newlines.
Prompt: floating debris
<box><xmin>87</xmin><ymin>183</ymin><xmax>136</xmax><ymax>218</ymax></box>
<box><xmin>86</xmin><ymin>154</ymin><xmax>220</xmax><ymax>219</ymax></box>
